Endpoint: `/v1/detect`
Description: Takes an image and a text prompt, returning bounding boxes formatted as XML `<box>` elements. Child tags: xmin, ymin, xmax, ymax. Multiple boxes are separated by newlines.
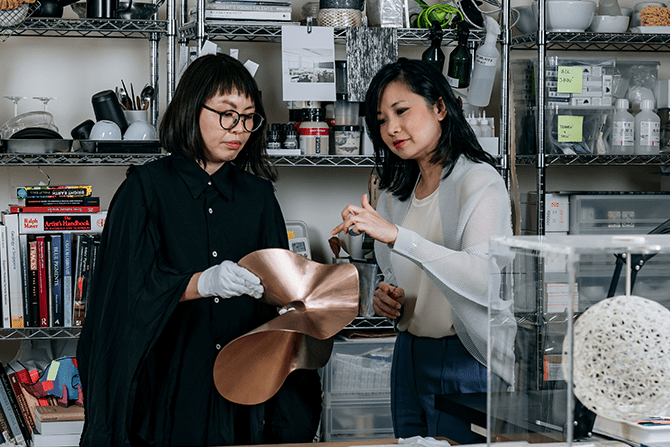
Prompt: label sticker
<box><xmin>557</xmin><ymin>66</ymin><xmax>583</xmax><ymax>94</ymax></box>
<box><xmin>557</xmin><ymin>115</ymin><xmax>583</xmax><ymax>142</ymax></box>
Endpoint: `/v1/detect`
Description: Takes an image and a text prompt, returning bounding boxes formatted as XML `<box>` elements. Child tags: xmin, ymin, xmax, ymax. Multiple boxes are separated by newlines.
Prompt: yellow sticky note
<box><xmin>558</xmin><ymin>115</ymin><xmax>583</xmax><ymax>142</ymax></box>
<box><xmin>287</xmin><ymin>231</ymin><xmax>295</xmax><ymax>240</ymax></box>
<box><xmin>46</xmin><ymin>360</ymin><xmax>60</xmax><ymax>381</ymax></box>
<box><xmin>557</xmin><ymin>66</ymin><xmax>583</xmax><ymax>94</ymax></box>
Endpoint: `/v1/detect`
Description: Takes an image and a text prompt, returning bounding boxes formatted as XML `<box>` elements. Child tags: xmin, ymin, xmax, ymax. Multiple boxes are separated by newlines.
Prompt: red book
<box><xmin>9</xmin><ymin>205</ymin><xmax>101</xmax><ymax>214</ymax></box>
<box><xmin>6</xmin><ymin>370</ymin><xmax>35</xmax><ymax>431</ymax></box>
<box><xmin>36</xmin><ymin>236</ymin><xmax>49</xmax><ymax>328</ymax></box>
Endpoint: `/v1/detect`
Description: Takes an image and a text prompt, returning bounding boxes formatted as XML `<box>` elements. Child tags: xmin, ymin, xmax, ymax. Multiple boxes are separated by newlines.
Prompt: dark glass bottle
<box><xmin>446</xmin><ymin>20</ymin><xmax>472</xmax><ymax>89</ymax></box>
<box><xmin>421</xmin><ymin>21</ymin><xmax>445</xmax><ymax>73</ymax></box>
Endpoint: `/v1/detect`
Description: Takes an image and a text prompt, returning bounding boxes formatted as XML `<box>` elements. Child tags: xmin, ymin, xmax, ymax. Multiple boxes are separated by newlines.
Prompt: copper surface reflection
<box><xmin>213</xmin><ymin>248</ymin><xmax>359</xmax><ymax>405</ymax></box>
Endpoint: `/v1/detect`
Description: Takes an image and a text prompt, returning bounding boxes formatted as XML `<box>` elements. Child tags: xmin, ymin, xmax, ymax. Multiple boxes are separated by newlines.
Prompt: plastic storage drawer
<box><xmin>322</xmin><ymin>398</ymin><xmax>394</xmax><ymax>441</ymax></box>
<box><xmin>322</xmin><ymin>336</ymin><xmax>395</xmax><ymax>400</ymax></box>
<box><xmin>569</xmin><ymin>193</ymin><xmax>670</xmax><ymax>235</ymax></box>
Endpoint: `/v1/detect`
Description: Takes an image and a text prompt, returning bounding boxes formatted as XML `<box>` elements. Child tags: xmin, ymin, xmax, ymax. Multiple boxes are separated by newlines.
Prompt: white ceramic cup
<box><xmin>124</xmin><ymin>109</ymin><xmax>149</xmax><ymax>123</ymax></box>
<box><xmin>89</xmin><ymin>120</ymin><xmax>122</xmax><ymax>140</ymax></box>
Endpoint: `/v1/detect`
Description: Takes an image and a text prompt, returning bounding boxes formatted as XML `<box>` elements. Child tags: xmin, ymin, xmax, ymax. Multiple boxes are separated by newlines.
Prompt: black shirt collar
<box><xmin>171</xmin><ymin>155</ymin><xmax>235</xmax><ymax>201</ymax></box>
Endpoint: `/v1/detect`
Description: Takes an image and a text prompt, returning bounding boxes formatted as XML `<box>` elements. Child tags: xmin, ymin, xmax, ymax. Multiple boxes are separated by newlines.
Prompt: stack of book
<box><xmin>0</xmin><ymin>185</ymin><xmax>106</xmax><ymax>329</ymax></box>
<box><xmin>0</xmin><ymin>360</ymin><xmax>85</xmax><ymax>447</ymax></box>
<box><xmin>204</xmin><ymin>0</ymin><xmax>292</xmax><ymax>23</ymax></box>
<box><xmin>33</xmin><ymin>405</ymin><xmax>84</xmax><ymax>447</ymax></box>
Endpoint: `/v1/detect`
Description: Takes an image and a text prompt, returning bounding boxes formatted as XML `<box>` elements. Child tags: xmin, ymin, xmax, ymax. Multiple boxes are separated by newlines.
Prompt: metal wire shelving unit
<box><xmin>0</xmin><ymin>152</ymin><xmax>379</xmax><ymax>167</ymax></box>
<box><xmin>512</xmin><ymin>31</ymin><xmax>670</xmax><ymax>52</ymax></box>
<box><xmin>516</xmin><ymin>154</ymin><xmax>670</xmax><ymax>167</ymax></box>
<box><xmin>178</xmin><ymin>22</ymin><xmax>486</xmax><ymax>46</ymax></box>
<box><xmin>0</xmin><ymin>327</ymin><xmax>81</xmax><ymax>340</ymax></box>
<box><xmin>6</xmin><ymin>17</ymin><xmax>167</xmax><ymax>38</ymax></box>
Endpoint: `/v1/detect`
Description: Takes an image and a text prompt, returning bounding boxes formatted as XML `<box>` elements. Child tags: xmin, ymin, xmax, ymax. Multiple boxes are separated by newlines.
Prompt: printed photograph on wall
<box><xmin>281</xmin><ymin>26</ymin><xmax>336</xmax><ymax>101</ymax></box>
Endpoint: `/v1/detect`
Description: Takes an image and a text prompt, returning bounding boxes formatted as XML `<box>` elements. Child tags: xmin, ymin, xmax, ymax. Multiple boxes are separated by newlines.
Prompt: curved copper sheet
<box><xmin>213</xmin><ymin>248</ymin><xmax>360</xmax><ymax>405</ymax></box>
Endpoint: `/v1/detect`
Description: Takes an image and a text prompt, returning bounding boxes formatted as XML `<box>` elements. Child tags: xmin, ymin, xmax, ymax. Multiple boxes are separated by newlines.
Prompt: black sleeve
<box><xmin>77</xmin><ymin>169</ymin><xmax>192</xmax><ymax>447</ymax></box>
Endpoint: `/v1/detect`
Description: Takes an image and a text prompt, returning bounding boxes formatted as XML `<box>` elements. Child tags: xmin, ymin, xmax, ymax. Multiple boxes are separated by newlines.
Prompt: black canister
<box><xmin>86</xmin><ymin>0</ymin><xmax>117</xmax><ymax>19</ymax></box>
<box><xmin>91</xmin><ymin>90</ymin><xmax>128</xmax><ymax>132</ymax></box>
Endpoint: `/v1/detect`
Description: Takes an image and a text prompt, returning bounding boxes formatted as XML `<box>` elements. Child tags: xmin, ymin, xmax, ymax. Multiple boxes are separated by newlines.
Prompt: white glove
<box><xmin>197</xmin><ymin>260</ymin><xmax>264</xmax><ymax>299</ymax></box>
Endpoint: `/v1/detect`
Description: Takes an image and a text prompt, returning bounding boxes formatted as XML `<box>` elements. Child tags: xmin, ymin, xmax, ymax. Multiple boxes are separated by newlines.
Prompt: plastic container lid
<box><xmin>615</xmin><ymin>98</ymin><xmax>629</xmax><ymax>109</ymax></box>
<box><xmin>640</xmin><ymin>99</ymin><xmax>655</xmax><ymax>110</ymax></box>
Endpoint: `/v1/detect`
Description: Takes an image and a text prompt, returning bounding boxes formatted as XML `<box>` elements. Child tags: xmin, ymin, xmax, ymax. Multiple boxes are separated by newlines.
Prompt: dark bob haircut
<box><xmin>160</xmin><ymin>53</ymin><xmax>276</xmax><ymax>181</ymax></box>
<box><xmin>364</xmin><ymin>57</ymin><xmax>496</xmax><ymax>201</ymax></box>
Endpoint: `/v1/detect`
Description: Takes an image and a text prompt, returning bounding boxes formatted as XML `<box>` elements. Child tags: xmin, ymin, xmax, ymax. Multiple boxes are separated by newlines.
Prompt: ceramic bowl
<box><xmin>123</xmin><ymin>121</ymin><xmax>157</xmax><ymax>140</ymax></box>
<box><xmin>89</xmin><ymin>120</ymin><xmax>122</xmax><ymax>140</ymax></box>
<box><xmin>632</xmin><ymin>11</ymin><xmax>641</xmax><ymax>26</ymax></box>
<box><xmin>634</xmin><ymin>1</ymin><xmax>664</xmax><ymax>12</ymax></box>
<box><xmin>534</xmin><ymin>0</ymin><xmax>597</xmax><ymax>32</ymax></box>
<box><xmin>621</xmin><ymin>7</ymin><xmax>633</xmax><ymax>16</ymax></box>
<box><xmin>588</xmin><ymin>14</ymin><xmax>630</xmax><ymax>31</ymax></box>
<box><xmin>514</xmin><ymin>4</ymin><xmax>538</xmax><ymax>34</ymax></box>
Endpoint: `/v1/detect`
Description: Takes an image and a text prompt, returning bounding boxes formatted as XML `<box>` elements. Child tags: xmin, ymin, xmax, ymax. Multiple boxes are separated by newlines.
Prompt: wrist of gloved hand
<box><xmin>197</xmin><ymin>260</ymin><xmax>264</xmax><ymax>299</ymax></box>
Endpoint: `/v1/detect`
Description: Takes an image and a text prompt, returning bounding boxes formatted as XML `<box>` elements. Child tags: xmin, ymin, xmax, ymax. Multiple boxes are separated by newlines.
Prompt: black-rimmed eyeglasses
<box><xmin>202</xmin><ymin>105</ymin><xmax>264</xmax><ymax>133</ymax></box>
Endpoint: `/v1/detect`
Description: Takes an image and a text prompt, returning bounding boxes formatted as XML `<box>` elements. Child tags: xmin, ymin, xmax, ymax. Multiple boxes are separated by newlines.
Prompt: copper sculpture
<box><xmin>213</xmin><ymin>248</ymin><xmax>360</xmax><ymax>405</ymax></box>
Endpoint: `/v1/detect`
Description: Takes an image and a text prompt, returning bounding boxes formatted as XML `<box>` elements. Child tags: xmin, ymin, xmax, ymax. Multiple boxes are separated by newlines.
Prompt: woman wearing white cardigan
<box><xmin>332</xmin><ymin>58</ymin><xmax>514</xmax><ymax>444</ymax></box>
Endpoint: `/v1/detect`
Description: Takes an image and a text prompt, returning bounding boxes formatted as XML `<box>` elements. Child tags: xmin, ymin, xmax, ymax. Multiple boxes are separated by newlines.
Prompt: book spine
<box><xmin>0</xmin><ymin>365</ymin><xmax>26</xmax><ymax>446</ymax></box>
<box><xmin>206</xmin><ymin>3</ymin><xmax>291</xmax><ymax>11</ymax></box>
<box><xmin>19</xmin><ymin>235</ymin><xmax>30</xmax><ymax>328</ymax></box>
<box><xmin>6</xmin><ymin>372</ymin><xmax>34</xmax><ymax>431</ymax></box>
<box><xmin>3</xmin><ymin>214</ymin><xmax>24</xmax><ymax>328</ymax></box>
<box><xmin>204</xmin><ymin>9</ymin><xmax>291</xmax><ymax>19</ymax></box>
<box><xmin>0</xmin><ymin>402</ymin><xmax>14</xmax><ymax>444</ymax></box>
<box><xmin>0</xmin><ymin>226</ymin><xmax>11</xmax><ymax>329</ymax></box>
<box><xmin>17</xmin><ymin>186</ymin><xmax>92</xmax><ymax>199</ymax></box>
<box><xmin>85</xmin><ymin>235</ymin><xmax>100</xmax><ymax>311</ymax></box>
<box><xmin>51</xmin><ymin>234</ymin><xmax>63</xmax><ymax>327</ymax></box>
<box><xmin>0</xmin><ymin>363</ymin><xmax>30</xmax><ymax>444</ymax></box>
<box><xmin>36</xmin><ymin>237</ymin><xmax>49</xmax><ymax>328</ymax></box>
<box><xmin>73</xmin><ymin>234</ymin><xmax>90</xmax><ymax>327</ymax></box>
<box><xmin>18</xmin><ymin>212</ymin><xmax>107</xmax><ymax>234</ymax></box>
<box><xmin>28</xmin><ymin>240</ymin><xmax>39</xmax><ymax>328</ymax></box>
<box><xmin>9</xmin><ymin>206</ymin><xmax>101</xmax><ymax>214</ymax></box>
<box><xmin>62</xmin><ymin>233</ymin><xmax>73</xmax><ymax>327</ymax></box>
<box><xmin>46</xmin><ymin>237</ymin><xmax>53</xmax><ymax>327</ymax></box>
<box><xmin>22</xmin><ymin>197</ymin><xmax>100</xmax><ymax>207</ymax></box>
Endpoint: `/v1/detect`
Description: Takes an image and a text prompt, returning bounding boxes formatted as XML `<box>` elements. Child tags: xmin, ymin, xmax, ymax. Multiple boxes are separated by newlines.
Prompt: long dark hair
<box><xmin>364</xmin><ymin>57</ymin><xmax>495</xmax><ymax>201</ymax></box>
<box><xmin>160</xmin><ymin>53</ymin><xmax>276</xmax><ymax>181</ymax></box>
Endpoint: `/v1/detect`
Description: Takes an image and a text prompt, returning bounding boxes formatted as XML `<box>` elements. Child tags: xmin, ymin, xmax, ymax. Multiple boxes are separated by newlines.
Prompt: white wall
<box><xmin>2</xmin><ymin>0</ymin><xmax>669</xmax><ymax>262</ymax></box>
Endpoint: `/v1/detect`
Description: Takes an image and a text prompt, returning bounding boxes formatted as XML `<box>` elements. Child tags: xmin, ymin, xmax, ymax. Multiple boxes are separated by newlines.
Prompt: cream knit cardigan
<box><xmin>374</xmin><ymin>155</ymin><xmax>516</xmax><ymax>385</ymax></box>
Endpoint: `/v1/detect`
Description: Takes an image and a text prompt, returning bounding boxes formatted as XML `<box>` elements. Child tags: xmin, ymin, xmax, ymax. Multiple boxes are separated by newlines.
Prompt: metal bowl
<box><xmin>70</xmin><ymin>1</ymin><xmax>159</xmax><ymax>19</ymax></box>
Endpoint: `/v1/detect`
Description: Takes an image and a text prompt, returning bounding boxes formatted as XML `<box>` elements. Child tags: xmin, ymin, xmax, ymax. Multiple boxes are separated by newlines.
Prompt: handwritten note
<box><xmin>558</xmin><ymin>115</ymin><xmax>583</xmax><ymax>142</ymax></box>
<box><xmin>557</xmin><ymin>66</ymin><xmax>583</xmax><ymax>94</ymax></box>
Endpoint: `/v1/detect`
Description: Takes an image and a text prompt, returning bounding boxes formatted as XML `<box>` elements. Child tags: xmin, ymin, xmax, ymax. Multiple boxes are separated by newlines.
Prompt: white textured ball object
<box><xmin>563</xmin><ymin>295</ymin><xmax>670</xmax><ymax>421</ymax></box>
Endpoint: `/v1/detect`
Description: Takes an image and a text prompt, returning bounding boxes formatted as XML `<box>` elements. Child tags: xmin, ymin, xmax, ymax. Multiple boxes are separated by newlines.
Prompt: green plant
<box><xmin>411</xmin><ymin>0</ymin><xmax>463</xmax><ymax>28</ymax></box>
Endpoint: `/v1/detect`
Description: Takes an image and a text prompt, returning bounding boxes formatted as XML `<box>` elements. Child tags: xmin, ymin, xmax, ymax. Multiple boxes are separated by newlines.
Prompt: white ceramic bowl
<box><xmin>123</xmin><ymin>121</ymin><xmax>157</xmax><ymax>140</ymax></box>
<box><xmin>514</xmin><ymin>5</ymin><xmax>538</xmax><ymax>34</ymax></box>
<box><xmin>634</xmin><ymin>1</ymin><xmax>664</xmax><ymax>12</ymax></box>
<box><xmin>534</xmin><ymin>0</ymin><xmax>597</xmax><ymax>32</ymax></box>
<box><xmin>588</xmin><ymin>14</ymin><xmax>630</xmax><ymax>31</ymax></box>
<box><xmin>90</xmin><ymin>120</ymin><xmax>122</xmax><ymax>140</ymax></box>
<box><xmin>631</xmin><ymin>11</ymin><xmax>641</xmax><ymax>26</ymax></box>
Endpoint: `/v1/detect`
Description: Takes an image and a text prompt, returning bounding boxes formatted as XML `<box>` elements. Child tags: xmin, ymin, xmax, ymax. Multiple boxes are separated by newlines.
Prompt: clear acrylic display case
<box><xmin>487</xmin><ymin>234</ymin><xmax>670</xmax><ymax>445</ymax></box>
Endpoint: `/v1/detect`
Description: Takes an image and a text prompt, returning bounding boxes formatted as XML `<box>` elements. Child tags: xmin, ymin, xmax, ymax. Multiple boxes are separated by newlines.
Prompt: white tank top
<box><xmin>390</xmin><ymin>189</ymin><xmax>456</xmax><ymax>338</ymax></box>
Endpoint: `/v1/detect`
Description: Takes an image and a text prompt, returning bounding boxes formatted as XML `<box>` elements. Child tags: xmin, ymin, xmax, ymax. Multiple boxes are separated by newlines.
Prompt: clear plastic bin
<box><xmin>569</xmin><ymin>193</ymin><xmax>670</xmax><ymax>235</ymax></box>
<box><xmin>322</xmin><ymin>336</ymin><xmax>395</xmax><ymax>399</ymax></box>
<box><xmin>323</xmin><ymin>398</ymin><xmax>393</xmax><ymax>441</ymax></box>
